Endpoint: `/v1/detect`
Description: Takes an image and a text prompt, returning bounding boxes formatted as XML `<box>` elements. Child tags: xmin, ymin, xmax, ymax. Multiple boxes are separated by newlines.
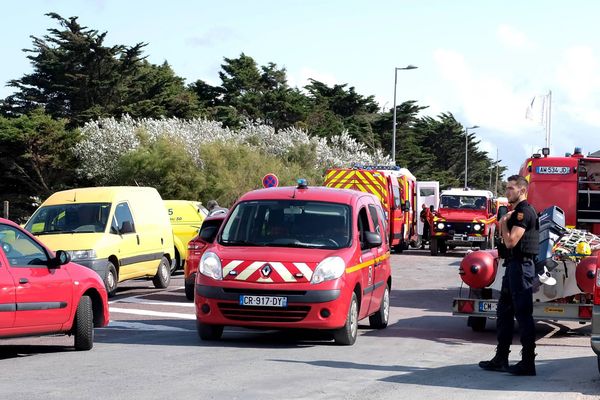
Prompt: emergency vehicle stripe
<box><xmin>223</xmin><ymin>260</ymin><xmax>243</xmax><ymax>276</ymax></box>
<box><xmin>294</xmin><ymin>263</ymin><xmax>313</xmax><ymax>280</ymax></box>
<box><xmin>235</xmin><ymin>261</ymin><xmax>263</xmax><ymax>280</ymax></box>
<box><xmin>256</xmin><ymin>277</ymin><xmax>274</xmax><ymax>283</ymax></box>
<box><xmin>270</xmin><ymin>262</ymin><xmax>296</xmax><ymax>282</ymax></box>
<box><xmin>345</xmin><ymin>252</ymin><xmax>390</xmax><ymax>274</ymax></box>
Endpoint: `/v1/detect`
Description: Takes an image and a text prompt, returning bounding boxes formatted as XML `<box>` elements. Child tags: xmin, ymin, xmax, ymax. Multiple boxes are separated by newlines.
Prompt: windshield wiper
<box><xmin>263</xmin><ymin>241</ymin><xmax>328</xmax><ymax>249</ymax></box>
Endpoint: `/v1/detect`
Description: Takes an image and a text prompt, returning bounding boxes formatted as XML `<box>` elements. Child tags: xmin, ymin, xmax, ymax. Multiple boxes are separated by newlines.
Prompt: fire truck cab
<box><xmin>430</xmin><ymin>188</ymin><xmax>496</xmax><ymax>255</ymax></box>
<box><xmin>519</xmin><ymin>147</ymin><xmax>600</xmax><ymax>234</ymax></box>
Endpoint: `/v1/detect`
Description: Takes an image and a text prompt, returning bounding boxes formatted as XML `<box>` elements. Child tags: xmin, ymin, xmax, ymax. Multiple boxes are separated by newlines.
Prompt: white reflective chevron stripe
<box><xmin>256</xmin><ymin>277</ymin><xmax>274</xmax><ymax>283</ymax></box>
<box><xmin>294</xmin><ymin>263</ymin><xmax>313</xmax><ymax>281</ymax></box>
<box><xmin>270</xmin><ymin>262</ymin><xmax>296</xmax><ymax>282</ymax></box>
<box><xmin>223</xmin><ymin>260</ymin><xmax>243</xmax><ymax>276</ymax></box>
<box><xmin>236</xmin><ymin>261</ymin><xmax>263</xmax><ymax>280</ymax></box>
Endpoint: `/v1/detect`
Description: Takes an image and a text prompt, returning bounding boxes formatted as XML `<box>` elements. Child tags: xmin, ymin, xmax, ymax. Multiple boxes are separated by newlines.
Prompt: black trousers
<box><xmin>496</xmin><ymin>257</ymin><xmax>536</xmax><ymax>350</ymax></box>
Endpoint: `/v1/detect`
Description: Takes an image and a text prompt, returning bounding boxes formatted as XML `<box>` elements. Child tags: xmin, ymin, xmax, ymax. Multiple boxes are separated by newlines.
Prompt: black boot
<box><xmin>507</xmin><ymin>348</ymin><xmax>536</xmax><ymax>376</ymax></box>
<box><xmin>478</xmin><ymin>347</ymin><xmax>510</xmax><ymax>371</ymax></box>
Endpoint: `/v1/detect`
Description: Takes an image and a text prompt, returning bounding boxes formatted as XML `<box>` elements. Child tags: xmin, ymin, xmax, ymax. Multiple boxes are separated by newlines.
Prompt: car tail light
<box><xmin>188</xmin><ymin>238</ymin><xmax>201</xmax><ymax>250</ymax></box>
<box><xmin>579</xmin><ymin>305</ymin><xmax>593</xmax><ymax>319</ymax></box>
<box><xmin>457</xmin><ymin>300</ymin><xmax>475</xmax><ymax>313</ymax></box>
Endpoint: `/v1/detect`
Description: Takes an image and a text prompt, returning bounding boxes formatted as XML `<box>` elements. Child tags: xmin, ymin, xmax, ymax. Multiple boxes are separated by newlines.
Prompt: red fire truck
<box><xmin>453</xmin><ymin>147</ymin><xmax>600</xmax><ymax>331</ymax></box>
<box><xmin>430</xmin><ymin>188</ymin><xmax>497</xmax><ymax>255</ymax></box>
<box><xmin>324</xmin><ymin>166</ymin><xmax>416</xmax><ymax>252</ymax></box>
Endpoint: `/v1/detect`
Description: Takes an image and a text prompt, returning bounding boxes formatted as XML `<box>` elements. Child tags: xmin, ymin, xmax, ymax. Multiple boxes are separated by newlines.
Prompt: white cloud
<box><xmin>432</xmin><ymin>49</ymin><xmax>533</xmax><ymax>134</ymax></box>
<box><xmin>287</xmin><ymin>67</ymin><xmax>339</xmax><ymax>90</ymax></box>
<box><xmin>496</xmin><ymin>25</ymin><xmax>534</xmax><ymax>50</ymax></box>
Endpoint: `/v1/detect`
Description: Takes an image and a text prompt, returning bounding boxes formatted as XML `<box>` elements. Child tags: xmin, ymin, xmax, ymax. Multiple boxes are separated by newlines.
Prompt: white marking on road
<box><xmin>102</xmin><ymin>320</ymin><xmax>193</xmax><ymax>331</ymax></box>
<box><xmin>110</xmin><ymin>307</ymin><xmax>195</xmax><ymax>320</ymax></box>
<box><xmin>112</xmin><ymin>296</ymin><xmax>195</xmax><ymax>308</ymax></box>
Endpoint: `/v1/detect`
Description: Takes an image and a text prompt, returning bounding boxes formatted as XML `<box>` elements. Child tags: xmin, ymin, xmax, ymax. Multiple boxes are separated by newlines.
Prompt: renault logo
<box><xmin>261</xmin><ymin>264</ymin><xmax>273</xmax><ymax>277</ymax></box>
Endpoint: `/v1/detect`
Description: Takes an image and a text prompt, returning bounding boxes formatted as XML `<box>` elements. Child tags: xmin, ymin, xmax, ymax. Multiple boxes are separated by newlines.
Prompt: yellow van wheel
<box><xmin>152</xmin><ymin>256</ymin><xmax>171</xmax><ymax>289</ymax></box>
<box><xmin>105</xmin><ymin>262</ymin><xmax>118</xmax><ymax>297</ymax></box>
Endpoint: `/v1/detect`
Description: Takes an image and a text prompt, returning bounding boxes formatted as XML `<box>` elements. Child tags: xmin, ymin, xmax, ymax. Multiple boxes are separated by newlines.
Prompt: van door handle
<box><xmin>19</xmin><ymin>278</ymin><xmax>29</xmax><ymax>284</ymax></box>
<box><xmin>136</xmin><ymin>235</ymin><xmax>140</xmax><ymax>245</ymax></box>
<box><xmin>374</xmin><ymin>262</ymin><xmax>382</xmax><ymax>267</ymax></box>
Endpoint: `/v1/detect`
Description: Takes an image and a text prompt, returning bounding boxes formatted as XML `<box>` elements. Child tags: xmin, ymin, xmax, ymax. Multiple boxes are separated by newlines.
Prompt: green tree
<box><xmin>0</xmin><ymin>109</ymin><xmax>80</xmax><ymax>221</ymax></box>
<box><xmin>198</xmin><ymin>141</ymin><xmax>322</xmax><ymax>206</ymax></box>
<box><xmin>3</xmin><ymin>13</ymin><xmax>146</xmax><ymax>126</ymax></box>
<box><xmin>113</xmin><ymin>135</ymin><xmax>205</xmax><ymax>200</ymax></box>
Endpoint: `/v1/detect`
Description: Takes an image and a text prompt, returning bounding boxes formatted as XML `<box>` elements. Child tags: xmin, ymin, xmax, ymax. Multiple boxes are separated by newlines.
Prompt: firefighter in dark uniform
<box><xmin>479</xmin><ymin>175</ymin><xmax>539</xmax><ymax>376</ymax></box>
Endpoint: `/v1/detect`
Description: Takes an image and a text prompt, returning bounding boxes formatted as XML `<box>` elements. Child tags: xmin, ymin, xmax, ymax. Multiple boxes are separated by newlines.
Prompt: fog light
<box><xmin>320</xmin><ymin>308</ymin><xmax>331</xmax><ymax>318</ymax></box>
<box><xmin>201</xmin><ymin>304</ymin><xmax>210</xmax><ymax>314</ymax></box>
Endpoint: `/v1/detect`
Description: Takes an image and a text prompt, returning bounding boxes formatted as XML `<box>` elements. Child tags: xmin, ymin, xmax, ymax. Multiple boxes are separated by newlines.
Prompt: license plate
<box><xmin>468</xmin><ymin>236</ymin><xmax>485</xmax><ymax>242</ymax></box>
<box><xmin>239</xmin><ymin>295</ymin><xmax>288</xmax><ymax>307</ymax></box>
<box><xmin>536</xmin><ymin>166</ymin><xmax>570</xmax><ymax>175</ymax></box>
<box><xmin>479</xmin><ymin>301</ymin><xmax>497</xmax><ymax>312</ymax></box>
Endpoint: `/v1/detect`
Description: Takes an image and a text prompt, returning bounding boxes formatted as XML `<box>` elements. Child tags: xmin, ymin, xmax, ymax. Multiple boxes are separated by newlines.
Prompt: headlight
<box><xmin>436</xmin><ymin>222</ymin><xmax>445</xmax><ymax>230</ymax></box>
<box><xmin>68</xmin><ymin>249</ymin><xmax>96</xmax><ymax>261</ymax></box>
<box><xmin>199</xmin><ymin>252</ymin><xmax>222</xmax><ymax>280</ymax></box>
<box><xmin>473</xmin><ymin>224</ymin><xmax>482</xmax><ymax>232</ymax></box>
<box><xmin>311</xmin><ymin>256</ymin><xmax>345</xmax><ymax>284</ymax></box>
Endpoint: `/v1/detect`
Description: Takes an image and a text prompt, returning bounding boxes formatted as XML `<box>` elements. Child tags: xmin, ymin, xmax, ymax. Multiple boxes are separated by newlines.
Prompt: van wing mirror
<box><xmin>403</xmin><ymin>200</ymin><xmax>411</xmax><ymax>212</ymax></box>
<box><xmin>199</xmin><ymin>226</ymin><xmax>218</xmax><ymax>243</ymax></box>
<box><xmin>364</xmin><ymin>231</ymin><xmax>382</xmax><ymax>249</ymax></box>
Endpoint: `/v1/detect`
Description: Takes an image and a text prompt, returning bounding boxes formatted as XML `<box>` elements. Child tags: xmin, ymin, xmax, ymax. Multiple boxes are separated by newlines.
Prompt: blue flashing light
<box><xmin>297</xmin><ymin>178</ymin><xmax>308</xmax><ymax>189</ymax></box>
<box><xmin>363</xmin><ymin>165</ymin><xmax>401</xmax><ymax>171</ymax></box>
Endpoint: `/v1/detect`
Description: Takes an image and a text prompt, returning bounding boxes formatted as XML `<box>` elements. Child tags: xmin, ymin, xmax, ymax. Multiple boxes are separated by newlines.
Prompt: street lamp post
<box><xmin>392</xmin><ymin>65</ymin><xmax>418</xmax><ymax>165</ymax></box>
<box><xmin>464</xmin><ymin>125</ymin><xmax>479</xmax><ymax>189</ymax></box>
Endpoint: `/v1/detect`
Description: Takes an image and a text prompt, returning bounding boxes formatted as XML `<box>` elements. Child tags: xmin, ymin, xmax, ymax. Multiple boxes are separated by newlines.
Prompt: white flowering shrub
<box><xmin>76</xmin><ymin>115</ymin><xmax>392</xmax><ymax>183</ymax></box>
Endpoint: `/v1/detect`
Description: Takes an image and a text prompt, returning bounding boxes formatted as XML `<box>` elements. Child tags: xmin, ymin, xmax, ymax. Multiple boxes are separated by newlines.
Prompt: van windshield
<box><xmin>440</xmin><ymin>195</ymin><xmax>487</xmax><ymax>210</ymax></box>
<box><xmin>219</xmin><ymin>200</ymin><xmax>351</xmax><ymax>249</ymax></box>
<box><xmin>25</xmin><ymin>203</ymin><xmax>112</xmax><ymax>235</ymax></box>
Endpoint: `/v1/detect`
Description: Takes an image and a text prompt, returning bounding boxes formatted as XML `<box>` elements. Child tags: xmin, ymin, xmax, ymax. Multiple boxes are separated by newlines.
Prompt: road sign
<box><xmin>262</xmin><ymin>173</ymin><xmax>279</xmax><ymax>188</ymax></box>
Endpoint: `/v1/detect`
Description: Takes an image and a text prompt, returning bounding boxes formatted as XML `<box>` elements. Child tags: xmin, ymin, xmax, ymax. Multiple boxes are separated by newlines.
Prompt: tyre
<box><xmin>152</xmin><ymin>256</ymin><xmax>171</xmax><ymax>289</ymax></box>
<box><xmin>440</xmin><ymin>240</ymin><xmax>447</xmax><ymax>254</ymax></box>
<box><xmin>73</xmin><ymin>295</ymin><xmax>94</xmax><ymax>351</ymax></box>
<box><xmin>197</xmin><ymin>322</ymin><xmax>224</xmax><ymax>341</ymax></box>
<box><xmin>369</xmin><ymin>285</ymin><xmax>390</xmax><ymax>329</ymax></box>
<box><xmin>468</xmin><ymin>316</ymin><xmax>486</xmax><ymax>332</ymax></box>
<box><xmin>333</xmin><ymin>292</ymin><xmax>359</xmax><ymax>345</ymax></box>
<box><xmin>185</xmin><ymin>276</ymin><xmax>195</xmax><ymax>301</ymax></box>
<box><xmin>394</xmin><ymin>243</ymin><xmax>404</xmax><ymax>253</ymax></box>
<box><xmin>105</xmin><ymin>261</ymin><xmax>118</xmax><ymax>298</ymax></box>
<box><xmin>430</xmin><ymin>238</ymin><xmax>439</xmax><ymax>256</ymax></box>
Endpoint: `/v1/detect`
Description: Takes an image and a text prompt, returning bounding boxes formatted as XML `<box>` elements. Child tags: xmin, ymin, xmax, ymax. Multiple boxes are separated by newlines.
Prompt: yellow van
<box><xmin>163</xmin><ymin>200</ymin><xmax>208</xmax><ymax>273</ymax></box>
<box><xmin>24</xmin><ymin>187</ymin><xmax>175</xmax><ymax>296</ymax></box>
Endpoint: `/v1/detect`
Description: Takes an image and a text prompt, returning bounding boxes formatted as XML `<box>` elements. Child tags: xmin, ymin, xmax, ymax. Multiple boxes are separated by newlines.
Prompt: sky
<box><xmin>2</xmin><ymin>0</ymin><xmax>600</xmax><ymax>177</ymax></box>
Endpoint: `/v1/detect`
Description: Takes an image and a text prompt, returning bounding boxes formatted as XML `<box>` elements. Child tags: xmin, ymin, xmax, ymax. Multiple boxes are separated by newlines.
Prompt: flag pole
<box><xmin>546</xmin><ymin>90</ymin><xmax>552</xmax><ymax>148</ymax></box>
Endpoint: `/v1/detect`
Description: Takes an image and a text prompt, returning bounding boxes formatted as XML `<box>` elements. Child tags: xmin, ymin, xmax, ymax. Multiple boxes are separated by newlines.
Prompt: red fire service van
<box><xmin>194</xmin><ymin>180</ymin><xmax>392</xmax><ymax>345</ymax></box>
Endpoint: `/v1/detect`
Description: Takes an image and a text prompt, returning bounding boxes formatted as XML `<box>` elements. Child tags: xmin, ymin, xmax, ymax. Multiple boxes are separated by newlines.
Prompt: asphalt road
<box><xmin>1</xmin><ymin>249</ymin><xmax>599</xmax><ymax>400</ymax></box>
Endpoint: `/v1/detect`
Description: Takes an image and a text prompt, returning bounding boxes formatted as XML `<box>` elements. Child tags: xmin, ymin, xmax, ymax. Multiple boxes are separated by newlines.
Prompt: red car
<box><xmin>185</xmin><ymin>214</ymin><xmax>226</xmax><ymax>300</ymax></box>
<box><xmin>0</xmin><ymin>218</ymin><xmax>109</xmax><ymax>350</ymax></box>
<box><xmin>195</xmin><ymin>181</ymin><xmax>392</xmax><ymax>345</ymax></box>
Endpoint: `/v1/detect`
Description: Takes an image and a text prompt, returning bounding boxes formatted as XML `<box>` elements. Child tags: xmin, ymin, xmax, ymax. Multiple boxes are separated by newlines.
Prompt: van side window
<box><xmin>368</xmin><ymin>204</ymin><xmax>387</xmax><ymax>245</ymax></box>
<box><xmin>112</xmin><ymin>203</ymin><xmax>135</xmax><ymax>234</ymax></box>
<box><xmin>392</xmin><ymin>186</ymin><xmax>401</xmax><ymax>209</ymax></box>
<box><xmin>358</xmin><ymin>207</ymin><xmax>371</xmax><ymax>251</ymax></box>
